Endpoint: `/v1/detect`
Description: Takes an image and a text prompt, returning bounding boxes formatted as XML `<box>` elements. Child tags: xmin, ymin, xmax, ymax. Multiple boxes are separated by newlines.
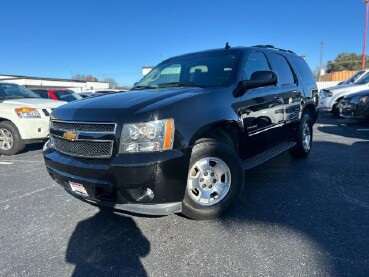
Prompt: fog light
<box><xmin>128</xmin><ymin>188</ymin><xmax>154</xmax><ymax>203</ymax></box>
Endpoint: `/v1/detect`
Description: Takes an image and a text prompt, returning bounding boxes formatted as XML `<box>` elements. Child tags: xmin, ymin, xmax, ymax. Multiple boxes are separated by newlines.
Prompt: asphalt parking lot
<box><xmin>1</xmin><ymin>112</ymin><xmax>369</xmax><ymax>277</ymax></box>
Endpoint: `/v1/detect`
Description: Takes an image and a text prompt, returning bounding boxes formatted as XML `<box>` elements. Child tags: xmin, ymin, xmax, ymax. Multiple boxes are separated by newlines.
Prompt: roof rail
<box><xmin>252</xmin><ymin>45</ymin><xmax>296</xmax><ymax>55</ymax></box>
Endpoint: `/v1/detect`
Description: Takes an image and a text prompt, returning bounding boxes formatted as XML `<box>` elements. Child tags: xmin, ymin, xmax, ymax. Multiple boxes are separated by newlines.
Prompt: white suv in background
<box><xmin>319</xmin><ymin>71</ymin><xmax>369</xmax><ymax>116</ymax></box>
<box><xmin>0</xmin><ymin>83</ymin><xmax>66</xmax><ymax>155</ymax></box>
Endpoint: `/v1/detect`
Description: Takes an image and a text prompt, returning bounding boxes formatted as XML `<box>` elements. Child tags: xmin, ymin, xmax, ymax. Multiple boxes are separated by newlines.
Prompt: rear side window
<box><xmin>270</xmin><ymin>54</ymin><xmax>295</xmax><ymax>86</ymax></box>
<box><xmin>244</xmin><ymin>52</ymin><xmax>271</xmax><ymax>80</ymax></box>
<box><xmin>33</xmin><ymin>90</ymin><xmax>49</xmax><ymax>99</ymax></box>
<box><xmin>292</xmin><ymin>57</ymin><xmax>316</xmax><ymax>84</ymax></box>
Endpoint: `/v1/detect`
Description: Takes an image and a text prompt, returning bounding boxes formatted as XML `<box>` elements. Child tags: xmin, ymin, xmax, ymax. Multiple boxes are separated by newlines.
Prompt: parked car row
<box><xmin>318</xmin><ymin>70</ymin><xmax>369</xmax><ymax>119</ymax></box>
<box><xmin>32</xmin><ymin>89</ymin><xmax>83</xmax><ymax>102</ymax></box>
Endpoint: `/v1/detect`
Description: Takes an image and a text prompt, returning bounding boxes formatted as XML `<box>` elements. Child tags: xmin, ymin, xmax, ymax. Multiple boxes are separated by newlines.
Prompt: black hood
<box><xmin>51</xmin><ymin>87</ymin><xmax>203</xmax><ymax>122</ymax></box>
<box><xmin>344</xmin><ymin>89</ymin><xmax>369</xmax><ymax>100</ymax></box>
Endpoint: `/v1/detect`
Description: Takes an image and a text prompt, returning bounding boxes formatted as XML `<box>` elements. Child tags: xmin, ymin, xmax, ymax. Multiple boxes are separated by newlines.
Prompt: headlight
<box><xmin>15</xmin><ymin>107</ymin><xmax>41</xmax><ymax>118</ymax></box>
<box><xmin>120</xmin><ymin>119</ymin><xmax>174</xmax><ymax>153</ymax></box>
<box><xmin>320</xmin><ymin>89</ymin><xmax>333</xmax><ymax>97</ymax></box>
<box><xmin>351</xmin><ymin>96</ymin><xmax>367</xmax><ymax>104</ymax></box>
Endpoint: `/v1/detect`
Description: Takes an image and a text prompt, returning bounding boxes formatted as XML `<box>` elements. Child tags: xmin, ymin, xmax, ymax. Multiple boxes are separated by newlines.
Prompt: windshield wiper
<box><xmin>131</xmin><ymin>85</ymin><xmax>158</xmax><ymax>90</ymax></box>
<box><xmin>157</xmin><ymin>82</ymin><xmax>205</xmax><ymax>88</ymax></box>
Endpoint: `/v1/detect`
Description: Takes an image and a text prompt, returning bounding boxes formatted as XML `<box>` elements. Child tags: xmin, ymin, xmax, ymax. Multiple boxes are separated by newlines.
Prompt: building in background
<box><xmin>142</xmin><ymin>67</ymin><xmax>153</xmax><ymax>76</ymax></box>
<box><xmin>0</xmin><ymin>74</ymin><xmax>109</xmax><ymax>92</ymax></box>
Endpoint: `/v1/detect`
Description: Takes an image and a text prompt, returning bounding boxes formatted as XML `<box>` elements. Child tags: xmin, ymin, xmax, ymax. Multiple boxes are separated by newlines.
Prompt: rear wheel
<box><xmin>289</xmin><ymin>113</ymin><xmax>313</xmax><ymax>158</ymax></box>
<box><xmin>0</xmin><ymin>121</ymin><xmax>25</xmax><ymax>155</ymax></box>
<box><xmin>182</xmin><ymin>140</ymin><xmax>244</xmax><ymax>220</ymax></box>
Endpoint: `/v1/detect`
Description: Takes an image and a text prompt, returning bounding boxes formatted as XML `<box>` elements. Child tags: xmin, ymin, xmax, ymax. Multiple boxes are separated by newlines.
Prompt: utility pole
<box><xmin>362</xmin><ymin>0</ymin><xmax>369</xmax><ymax>70</ymax></box>
<box><xmin>319</xmin><ymin>40</ymin><xmax>324</xmax><ymax>81</ymax></box>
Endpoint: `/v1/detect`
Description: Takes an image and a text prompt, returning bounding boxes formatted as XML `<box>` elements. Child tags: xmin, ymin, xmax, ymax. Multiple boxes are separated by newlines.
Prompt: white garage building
<box><xmin>0</xmin><ymin>74</ymin><xmax>109</xmax><ymax>92</ymax></box>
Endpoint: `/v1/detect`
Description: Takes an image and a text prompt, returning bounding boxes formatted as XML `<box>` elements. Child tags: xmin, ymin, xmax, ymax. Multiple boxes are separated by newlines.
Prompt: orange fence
<box><xmin>321</xmin><ymin>71</ymin><xmax>357</xmax><ymax>82</ymax></box>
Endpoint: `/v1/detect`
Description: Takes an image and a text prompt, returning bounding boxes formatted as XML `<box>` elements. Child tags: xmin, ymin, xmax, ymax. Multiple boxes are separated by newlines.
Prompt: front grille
<box><xmin>52</xmin><ymin>136</ymin><xmax>113</xmax><ymax>158</ymax></box>
<box><xmin>51</xmin><ymin>121</ymin><xmax>116</xmax><ymax>133</ymax></box>
<box><xmin>50</xmin><ymin>120</ymin><xmax>116</xmax><ymax>159</ymax></box>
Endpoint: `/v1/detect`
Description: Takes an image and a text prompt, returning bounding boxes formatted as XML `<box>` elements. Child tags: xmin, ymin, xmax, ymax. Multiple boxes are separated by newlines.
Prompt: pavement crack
<box><xmin>0</xmin><ymin>185</ymin><xmax>57</xmax><ymax>205</ymax></box>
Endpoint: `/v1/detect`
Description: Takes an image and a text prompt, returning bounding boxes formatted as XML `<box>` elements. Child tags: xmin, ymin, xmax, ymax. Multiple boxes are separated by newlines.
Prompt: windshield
<box><xmin>341</xmin><ymin>70</ymin><xmax>365</xmax><ymax>84</ymax></box>
<box><xmin>353</xmin><ymin>72</ymin><xmax>369</xmax><ymax>84</ymax></box>
<box><xmin>54</xmin><ymin>90</ymin><xmax>83</xmax><ymax>102</ymax></box>
<box><xmin>133</xmin><ymin>50</ymin><xmax>241</xmax><ymax>89</ymax></box>
<box><xmin>0</xmin><ymin>83</ymin><xmax>41</xmax><ymax>99</ymax></box>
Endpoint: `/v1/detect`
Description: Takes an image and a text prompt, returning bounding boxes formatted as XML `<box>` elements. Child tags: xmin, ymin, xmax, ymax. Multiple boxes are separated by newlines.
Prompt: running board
<box><xmin>241</xmin><ymin>141</ymin><xmax>296</xmax><ymax>170</ymax></box>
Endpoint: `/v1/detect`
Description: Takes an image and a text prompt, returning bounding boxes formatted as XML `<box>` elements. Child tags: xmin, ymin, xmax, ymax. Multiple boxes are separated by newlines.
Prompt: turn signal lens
<box><xmin>15</xmin><ymin>107</ymin><xmax>41</xmax><ymax>118</ymax></box>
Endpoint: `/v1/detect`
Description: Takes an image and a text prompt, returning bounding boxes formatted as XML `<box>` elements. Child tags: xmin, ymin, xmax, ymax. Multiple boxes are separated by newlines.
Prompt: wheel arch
<box><xmin>302</xmin><ymin>103</ymin><xmax>317</xmax><ymax>123</ymax></box>
<box><xmin>0</xmin><ymin>117</ymin><xmax>12</xmax><ymax>123</ymax></box>
<box><xmin>189</xmin><ymin>120</ymin><xmax>242</xmax><ymax>155</ymax></box>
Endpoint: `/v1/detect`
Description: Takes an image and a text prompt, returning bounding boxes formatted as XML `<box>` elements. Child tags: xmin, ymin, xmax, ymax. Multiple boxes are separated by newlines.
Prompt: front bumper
<box><xmin>339</xmin><ymin>101</ymin><xmax>368</xmax><ymax>119</ymax></box>
<box><xmin>318</xmin><ymin>95</ymin><xmax>332</xmax><ymax>110</ymax></box>
<box><xmin>16</xmin><ymin>118</ymin><xmax>50</xmax><ymax>140</ymax></box>
<box><xmin>44</xmin><ymin>148</ymin><xmax>191</xmax><ymax>215</ymax></box>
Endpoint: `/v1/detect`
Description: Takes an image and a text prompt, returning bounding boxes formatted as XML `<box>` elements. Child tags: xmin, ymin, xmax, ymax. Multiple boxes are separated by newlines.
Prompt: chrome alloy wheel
<box><xmin>187</xmin><ymin>157</ymin><xmax>231</xmax><ymax>206</ymax></box>
<box><xmin>302</xmin><ymin>122</ymin><xmax>311</xmax><ymax>152</ymax></box>
<box><xmin>0</xmin><ymin>128</ymin><xmax>14</xmax><ymax>151</ymax></box>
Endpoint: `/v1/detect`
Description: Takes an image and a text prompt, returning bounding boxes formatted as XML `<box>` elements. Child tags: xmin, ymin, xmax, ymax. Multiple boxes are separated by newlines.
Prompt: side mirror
<box><xmin>233</xmin><ymin>71</ymin><xmax>278</xmax><ymax>97</ymax></box>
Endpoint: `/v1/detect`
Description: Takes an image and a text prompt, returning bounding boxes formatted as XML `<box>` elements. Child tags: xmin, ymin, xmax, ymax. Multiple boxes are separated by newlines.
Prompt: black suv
<box><xmin>43</xmin><ymin>45</ymin><xmax>318</xmax><ymax>220</ymax></box>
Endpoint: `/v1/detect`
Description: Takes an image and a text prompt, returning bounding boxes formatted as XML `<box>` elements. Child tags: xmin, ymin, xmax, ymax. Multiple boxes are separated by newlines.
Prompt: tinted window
<box><xmin>0</xmin><ymin>83</ymin><xmax>40</xmax><ymax>99</ymax></box>
<box><xmin>32</xmin><ymin>90</ymin><xmax>49</xmax><ymax>99</ymax></box>
<box><xmin>292</xmin><ymin>57</ymin><xmax>315</xmax><ymax>84</ymax></box>
<box><xmin>271</xmin><ymin>54</ymin><xmax>295</xmax><ymax>85</ymax></box>
<box><xmin>54</xmin><ymin>90</ymin><xmax>83</xmax><ymax>102</ymax></box>
<box><xmin>244</xmin><ymin>52</ymin><xmax>271</xmax><ymax>80</ymax></box>
<box><xmin>353</xmin><ymin>72</ymin><xmax>369</xmax><ymax>84</ymax></box>
<box><xmin>134</xmin><ymin>50</ymin><xmax>241</xmax><ymax>89</ymax></box>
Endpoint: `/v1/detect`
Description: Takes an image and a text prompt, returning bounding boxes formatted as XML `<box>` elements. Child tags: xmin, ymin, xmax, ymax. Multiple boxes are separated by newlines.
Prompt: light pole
<box><xmin>319</xmin><ymin>40</ymin><xmax>324</xmax><ymax>81</ymax></box>
<box><xmin>362</xmin><ymin>0</ymin><xmax>369</xmax><ymax>70</ymax></box>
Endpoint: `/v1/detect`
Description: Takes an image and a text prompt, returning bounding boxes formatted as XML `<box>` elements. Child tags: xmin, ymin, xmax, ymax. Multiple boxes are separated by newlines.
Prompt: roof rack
<box><xmin>252</xmin><ymin>45</ymin><xmax>296</xmax><ymax>55</ymax></box>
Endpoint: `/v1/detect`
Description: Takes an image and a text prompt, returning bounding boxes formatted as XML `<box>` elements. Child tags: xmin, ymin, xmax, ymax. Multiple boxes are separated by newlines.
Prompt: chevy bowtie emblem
<box><xmin>63</xmin><ymin>131</ymin><xmax>78</xmax><ymax>141</ymax></box>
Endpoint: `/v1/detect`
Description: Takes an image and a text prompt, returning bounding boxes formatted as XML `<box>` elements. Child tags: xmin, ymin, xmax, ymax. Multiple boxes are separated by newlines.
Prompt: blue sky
<box><xmin>0</xmin><ymin>0</ymin><xmax>367</xmax><ymax>86</ymax></box>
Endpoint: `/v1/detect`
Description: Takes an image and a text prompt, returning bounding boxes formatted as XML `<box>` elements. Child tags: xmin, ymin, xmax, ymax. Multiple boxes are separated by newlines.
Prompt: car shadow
<box><xmin>22</xmin><ymin>142</ymin><xmax>45</xmax><ymax>154</ymax></box>
<box><xmin>222</xmin><ymin>140</ymin><xmax>369</xmax><ymax>276</ymax></box>
<box><xmin>316</xmin><ymin>112</ymin><xmax>369</xmax><ymax>140</ymax></box>
<box><xmin>66</xmin><ymin>208</ymin><xmax>150</xmax><ymax>277</ymax></box>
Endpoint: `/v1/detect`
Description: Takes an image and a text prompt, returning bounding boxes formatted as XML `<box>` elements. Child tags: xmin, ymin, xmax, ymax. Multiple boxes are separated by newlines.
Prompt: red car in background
<box><xmin>31</xmin><ymin>89</ymin><xmax>83</xmax><ymax>102</ymax></box>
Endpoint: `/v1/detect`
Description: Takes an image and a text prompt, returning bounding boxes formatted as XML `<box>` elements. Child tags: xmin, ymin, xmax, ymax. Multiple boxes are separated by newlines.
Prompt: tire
<box><xmin>0</xmin><ymin>121</ymin><xmax>25</xmax><ymax>155</ymax></box>
<box><xmin>289</xmin><ymin>113</ymin><xmax>313</xmax><ymax>158</ymax></box>
<box><xmin>182</xmin><ymin>140</ymin><xmax>244</xmax><ymax>220</ymax></box>
<box><xmin>331</xmin><ymin>99</ymin><xmax>343</xmax><ymax>117</ymax></box>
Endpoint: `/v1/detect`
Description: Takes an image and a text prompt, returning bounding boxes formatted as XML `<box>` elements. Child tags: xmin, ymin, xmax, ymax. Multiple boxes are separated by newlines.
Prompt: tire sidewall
<box><xmin>182</xmin><ymin>141</ymin><xmax>244</xmax><ymax>219</ymax></box>
<box><xmin>298</xmin><ymin>114</ymin><xmax>313</xmax><ymax>155</ymax></box>
<box><xmin>0</xmin><ymin>121</ymin><xmax>24</xmax><ymax>155</ymax></box>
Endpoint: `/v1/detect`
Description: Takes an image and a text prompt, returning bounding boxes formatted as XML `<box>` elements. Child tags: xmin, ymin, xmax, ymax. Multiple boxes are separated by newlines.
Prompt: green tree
<box><xmin>326</xmin><ymin>53</ymin><xmax>369</xmax><ymax>73</ymax></box>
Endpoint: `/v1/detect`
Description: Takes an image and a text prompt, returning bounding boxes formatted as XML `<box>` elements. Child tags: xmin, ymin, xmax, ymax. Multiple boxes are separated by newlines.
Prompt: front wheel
<box><xmin>289</xmin><ymin>113</ymin><xmax>313</xmax><ymax>158</ymax></box>
<box><xmin>182</xmin><ymin>140</ymin><xmax>244</xmax><ymax>220</ymax></box>
<box><xmin>0</xmin><ymin>121</ymin><xmax>25</xmax><ymax>155</ymax></box>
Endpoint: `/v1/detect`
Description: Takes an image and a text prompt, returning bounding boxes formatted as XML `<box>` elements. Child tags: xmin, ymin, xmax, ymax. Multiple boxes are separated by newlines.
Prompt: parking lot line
<box><xmin>0</xmin><ymin>160</ymin><xmax>44</xmax><ymax>163</ymax></box>
<box><xmin>0</xmin><ymin>185</ymin><xmax>56</xmax><ymax>204</ymax></box>
<box><xmin>0</xmin><ymin>162</ymin><xmax>13</xmax><ymax>165</ymax></box>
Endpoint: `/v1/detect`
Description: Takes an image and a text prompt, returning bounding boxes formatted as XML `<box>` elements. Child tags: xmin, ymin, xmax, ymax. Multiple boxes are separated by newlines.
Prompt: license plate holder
<box><xmin>69</xmin><ymin>181</ymin><xmax>89</xmax><ymax>197</ymax></box>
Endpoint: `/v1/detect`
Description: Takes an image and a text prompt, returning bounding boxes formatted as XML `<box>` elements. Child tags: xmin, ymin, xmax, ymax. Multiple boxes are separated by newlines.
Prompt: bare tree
<box><xmin>71</xmin><ymin>74</ymin><xmax>98</xmax><ymax>82</ymax></box>
<box><xmin>103</xmin><ymin>77</ymin><xmax>118</xmax><ymax>89</ymax></box>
